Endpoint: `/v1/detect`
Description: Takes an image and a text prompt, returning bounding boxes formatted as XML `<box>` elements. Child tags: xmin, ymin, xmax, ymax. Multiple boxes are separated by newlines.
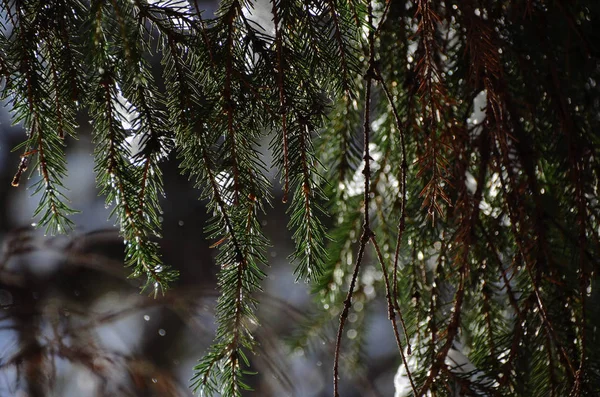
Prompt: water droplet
<box><xmin>143</xmin><ymin>315</ymin><xmax>150</xmax><ymax>321</ymax></box>
<box><xmin>347</xmin><ymin>329</ymin><xmax>358</xmax><ymax>339</ymax></box>
<box><xmin>158</xmin><ymin>329</ymin><xmax>166</xmax><ymax>336</ymax></box>
<box><xmin>178</xmin><ymin>220</ymin><xmax>184</xmax><ymax>226</ymax></box>
<box><xmin>151</xmin><ymin>378</ymin><xmax>158</xmax><ymax>383</ymax></box>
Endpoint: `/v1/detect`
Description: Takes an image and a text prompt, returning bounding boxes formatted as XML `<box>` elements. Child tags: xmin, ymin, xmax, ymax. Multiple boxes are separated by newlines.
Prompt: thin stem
<box><xmin>333</xmin><ymin>4</ymin><xmax>375</xmax><ymax>395</ymax></box>
<box><xmin>333</xmin><ymin>235</ymin><xmax>369</xmax><ymax>397</ymax></box>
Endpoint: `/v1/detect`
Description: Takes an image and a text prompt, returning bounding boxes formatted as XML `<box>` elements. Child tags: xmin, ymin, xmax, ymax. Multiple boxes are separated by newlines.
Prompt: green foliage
<box><xmin>2</xmin><ymin>0</ymin><xmax>600</xmax><ymax>396</ymax></box>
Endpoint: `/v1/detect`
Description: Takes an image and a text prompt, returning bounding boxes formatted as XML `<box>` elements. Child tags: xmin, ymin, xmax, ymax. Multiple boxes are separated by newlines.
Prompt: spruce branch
<box><xmin>5</xmin><ymin>2</ymin><xmax>79</xmax><ymax>234</ymax></box>
<box><xmin>267</xmin><ymin>1</ymin><xmax>333</xmax><ymax>282</ymax></box>
<box><xmin>88</xmin><ymin>0</ymin><xmax>178</xmax><ymax>293</ymax></box>
<box><xmin>414</xmin><ymin>0</ymin><xmax>451</xmax><ymax>222</ymax></box>
<box><xmin>287</xmin><ymin>121</ymin><xmax>329</xmax><ymax>281</ymax></box>
<box><xmin>184</xmin><ymin>1</ymin><xmax>273</xmax><ymax>393</ymax></box>
<box><xmin>1</xmin><ymin>1</ymin><xmax>599</xmax><ymax>395</ymax></box>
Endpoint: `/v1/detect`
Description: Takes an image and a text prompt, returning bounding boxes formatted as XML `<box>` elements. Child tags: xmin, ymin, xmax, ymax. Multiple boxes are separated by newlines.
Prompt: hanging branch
<box><xmin>414</xmin><ymin>0</ymin><xmax>451</xmax><ymax>222</ymax></box>
<box><xmin>495</xmin><ymin>143</ymin><xmax>577</xmax><ymax>378</ymax></box>
<box><xmin>333</xmin><ymin>3</ymin><xmax>416</xmax><ymax>395</ymax></box>
<box><xmin>89</xmin><ymin>0</ymin><xmax>178</xmax><ymax>293</ymax></box>
<box><xmin>332</xmin><ymin>6</ymin><xmax>375</xmax><ymax>394</ymax></box>
<box><xmin>186</xmin><ymin>1</ymin><xmax>272</xmax><ymax>394</ymax></box>
<box><xmin>416</xmin><ymin>123</ymin><xmax>489</xmax><ymax>395</ymax></box>
<box><xmin>91</xmin><ymin>69</ymin><xmax>173</xmax><ymax>292</ymax></box>
<box><xmin>287</xmin><ymin>119</ymin><xmax>329</xmax><ymax>280</ymax></box>
<box><xmin>1</xmin><ymin>1</ymin><xmax>599</xmax><ymax>395</ymax></box>
<box><xmin>268</xmin><ymin>1</ymin><xmax>332</xmax><ymax>282</ymax></box>
<box><xmin>4</xmin><ymin>1</ymin><xmax>80</xmax><ymax>234</ymax></box>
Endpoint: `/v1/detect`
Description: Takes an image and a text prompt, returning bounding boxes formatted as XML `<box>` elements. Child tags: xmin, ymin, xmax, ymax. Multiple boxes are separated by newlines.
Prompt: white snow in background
<box><xmin>123</xmin><ymin>133</ymin><xmax>145</xmax><ymax>165</ymax></box>
<box><xmin>465</xmin><ymin>171</ymin><xmax>477</xmax><ymax>194</ymax></box>
<box><xmin>468</xmin><ymin>90</ymin><xmax>487</xmax><ymax>128</ymax></box>
<box><xmin>243</xmin><ymin>0</ymin><xmax>275</xmax><ymax>35</ymax></box>
<box><xmin>344</xmin><ymin>143</ymin><xmax>391</xmax><ymax>197</ymax></box>
<box><xmin>113</xmin><ymin>85</ymin><xmax>139</xmax><ymax>132</ymax></box>
<box><xmin>216</xmin><ymin>171</ymin><xmax>235</xmax><ymax>206</ymax></box>
<box><xmin>394</xmin><ymin>341</ymin><xmax>494</xmax><ymax>397</ymax></box>
<box><xmin>394</xmin><ymin>351</ymin><xmax>419</xmax><ymax>397</ymax></box>
<box><xmin>112</xmin><ymin>85</ymin><xmax>149</xmax><ymax>167</ymax></box>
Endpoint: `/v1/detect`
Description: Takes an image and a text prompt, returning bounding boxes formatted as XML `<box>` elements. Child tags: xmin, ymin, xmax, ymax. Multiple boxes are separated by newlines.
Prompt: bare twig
<box><xmin>333</xmin><ymin>4</ymin><xmax>376</xmax><ymax>395</ymax></box>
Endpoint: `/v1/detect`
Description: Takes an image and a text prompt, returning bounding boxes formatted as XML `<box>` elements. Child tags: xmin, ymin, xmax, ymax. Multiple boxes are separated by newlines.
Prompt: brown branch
<box><xmin>333</xmin><ymin>4</ymin><xmax>375</xmax><ymax>394</ymax></box>
<box><xmin>374</xmin><ymin>0</ymin><xmax>392</xmax><ymax>36</ymax></box>
<box><xmin>414</xmin><ymin>0</ymin><xmax>450</xmax><ymax>222</ymax></box>
<box><xmin>418</xmin><ymin>110</ymin><xmax>490</xmax><ymax>395</ymax></box>
<box><xmin>332</xmin><ymin>233</ymin><xmax>368</xmax><ymax>397</ymax></box>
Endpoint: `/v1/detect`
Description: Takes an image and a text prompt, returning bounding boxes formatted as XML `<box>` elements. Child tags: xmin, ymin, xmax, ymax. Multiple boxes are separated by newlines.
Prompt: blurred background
<box><xmin>0</xmin><ymin>1</ymin><xmax>399</xmax><ymax>396</ymax></box>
